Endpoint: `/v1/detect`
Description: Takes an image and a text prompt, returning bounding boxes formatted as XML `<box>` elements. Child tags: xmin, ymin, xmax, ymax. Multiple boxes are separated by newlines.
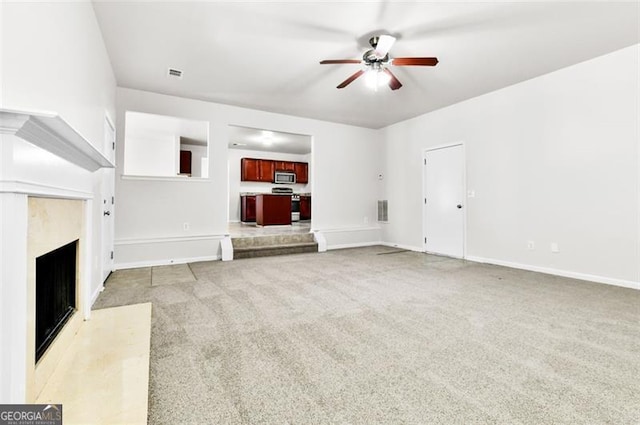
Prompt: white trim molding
<box><xmin>327</xmin><ymin>241</ymin><xmax>382</xmax><ymax>250</ymax></box>
<box><xmin>0</xmin><ymin>180</ymin><xmax>93</xmax><ymax>199</ymax></box>
<box><xmin>466</xmin><ymin>255</ymin><xmax>640</xmax><ymax>291</ymax></box>
<box><xmin>313</xmin><ymin>226</ymin><xmax>382</xmax><ymax>251</ymax></box>
<box><xmin>379</xmin><ymin>242</ymin><xmax>423</xmax><ymax>252</ymax></box>
<box><xmin>121</xmin><ymin>175</ymin><xmax>211</xmax><ymax>183</ymax></box>
<box><xmin>115</xmin><ymin>234</ymin><xmax>228</xmax><ymax>245</ymax></box>
<box><xmin>115</xmin><ymin>255</ymin><xmax>220</xmax><ymax>270</ymax></box>
<box><xmin>0</xmin><ymin>108</ymin><xmax>114</xmax><ymax>171</ymax></box>
<box><xmin>313</xmin><ymin>226</ymin><xmax>381</xmax><ymax>233</ymax></box>
<box><xmin>90</xmin><ymin>284</ymin><xmax>105</xmax><ymax>308</ymax></box>
<box><xmin>114</xmin><ymin>234</ymin><xmax>226</xmax><ymax>270</ymax></box>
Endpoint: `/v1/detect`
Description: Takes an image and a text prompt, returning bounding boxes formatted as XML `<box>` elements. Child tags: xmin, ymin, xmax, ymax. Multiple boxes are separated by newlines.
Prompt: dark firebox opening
<box><xmin>35</xmin><ymin>240</ymin><xmax>77</xmax><ymax>363</ymax></box>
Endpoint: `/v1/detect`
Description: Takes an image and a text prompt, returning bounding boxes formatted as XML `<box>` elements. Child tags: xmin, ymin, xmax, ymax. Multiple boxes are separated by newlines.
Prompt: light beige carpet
<box><xmin>95</xmin><ymin>247</ymin><xmax>640</xmax><ymax>424</ymax></box>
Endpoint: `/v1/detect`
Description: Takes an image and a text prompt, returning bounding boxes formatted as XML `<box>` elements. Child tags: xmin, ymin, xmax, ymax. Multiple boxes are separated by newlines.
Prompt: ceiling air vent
<box><xmin>168</xmin><ymin>68</ymin><xmax>183</xmax><ymax>79</ymax></box>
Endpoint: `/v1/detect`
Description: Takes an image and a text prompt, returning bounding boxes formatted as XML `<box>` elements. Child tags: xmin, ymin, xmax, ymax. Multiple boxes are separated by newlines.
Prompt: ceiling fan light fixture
<box><xmin>320</xmin><ymin>33</ymin><xmax>437</xmax><ymax>90</ymax></box>
<box><xmin>365</xmin><ymin>68</ymin><xmax>391</xmax><ymax>91</ymax></box>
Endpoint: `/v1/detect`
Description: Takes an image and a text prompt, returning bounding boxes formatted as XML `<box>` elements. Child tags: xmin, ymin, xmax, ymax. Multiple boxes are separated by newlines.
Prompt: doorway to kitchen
<box><xmin>227</xmin><ymin>125</ymin><xmax>313</xmax><ymax>238</ymax></box>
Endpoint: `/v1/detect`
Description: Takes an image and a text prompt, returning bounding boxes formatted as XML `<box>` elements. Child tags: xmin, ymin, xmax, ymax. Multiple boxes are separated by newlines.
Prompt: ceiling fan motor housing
<box><xmin>363</xmin><ymin>51</ymin><xmax>389</xmax><ymax>65</ymax></box>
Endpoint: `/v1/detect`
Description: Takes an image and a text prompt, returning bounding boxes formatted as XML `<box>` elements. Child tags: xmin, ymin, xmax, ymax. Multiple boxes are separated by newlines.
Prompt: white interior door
<box><xmin>102</xmin><ymin>116</ymin><xmax>116</xmax><ymax>282</ymax></box>
<box><xmin>423</xmin><ymin>144</ymin><xmax>465</xmax><ymax>258</ymax></box>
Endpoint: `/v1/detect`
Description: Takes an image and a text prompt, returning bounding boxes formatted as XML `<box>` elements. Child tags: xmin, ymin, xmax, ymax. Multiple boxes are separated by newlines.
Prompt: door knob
<box><xmin>456</xmin><ymin>204</ymin><xmax>463</xmax><ymax>209</ymax></box>
<box><xmin>103</xmin><ymin>211</ymin><xmax>111</xmax><ymax>216</ymax></box>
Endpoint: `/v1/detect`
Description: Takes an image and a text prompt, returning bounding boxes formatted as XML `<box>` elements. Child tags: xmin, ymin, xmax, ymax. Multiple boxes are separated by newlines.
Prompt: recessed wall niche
<box><xmin>123</xmin><ymin>112</ymin><xmax>209</xmax><ymax>178</ymax></box>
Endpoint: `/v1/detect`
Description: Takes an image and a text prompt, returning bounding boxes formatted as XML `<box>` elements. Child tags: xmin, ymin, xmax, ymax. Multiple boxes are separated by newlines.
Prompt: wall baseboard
<box><xmin>466</xmin><ymin>255</ymin><xmax>640</xmax><ymax>291</ymax></box>
<box><xmin>115</xmin><ymin>234</ymin><xmax>226</xmax><ymax>245</ymax></box>
<box><xmin>115</xmin><ymin>255</ymin><xmax>220</xmax><ymax>270</ymax></box>
<box><xmin>327</xmin><ymin>241</ymin><xmax>382</xmax><ymax>250</ymax></box>
<box><xmin>90</xmin><ymin>284</ymin><xmax>104</xmax><ymax>308</ymax></box>
<box><xmin>314</xmin><ymin>226</ymin><xmax>381</xmax><ymax>233</ymax></box>
<box><xmin>379</xmin><ymin>242</ymin><xmax>423</xmax><ymax>252</ymax></box>
<box><xmin>316</xmin><ymin>226</ymin><xmax>382</xmax><ymax>251</ymax></box>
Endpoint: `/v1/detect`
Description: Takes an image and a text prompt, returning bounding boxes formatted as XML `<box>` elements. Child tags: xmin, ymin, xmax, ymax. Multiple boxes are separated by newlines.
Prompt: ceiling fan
<box><xmin>320</xmin><ymin>35</ymin><xmax>438</xmax><ymax>91</ymax></box>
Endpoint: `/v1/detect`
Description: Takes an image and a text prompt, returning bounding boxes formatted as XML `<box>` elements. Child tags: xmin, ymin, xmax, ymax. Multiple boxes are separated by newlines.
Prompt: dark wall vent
<box><xmin>168</xmin><ymin>68</ymin><xmax>183</xmax><ymax>79</ymax></box>
<box><xmin>377</xmin><ymin>200</ymin><xmax>388</xmax><ymax>222</ymax></box>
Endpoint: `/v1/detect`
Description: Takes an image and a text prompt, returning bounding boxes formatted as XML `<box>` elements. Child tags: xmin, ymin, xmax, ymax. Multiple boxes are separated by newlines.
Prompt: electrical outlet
<box><xmin>364</xmin><ymin>216</ymin><xmax>369</xmax><ymax>224</ymax></box>
<box><xmin>527</xmin><ymin>241</ymin><xmax>535</xmax><ymax>250</ymax></box>
<box><xmin>183</xmin><ymin>222</ymin><xmax>190</xmax><ymax>231</ymax></box>
<box><xmin>551</xmin><ymin>242</ymin><xmax>559</xmax><ymax>253</ymax></box>
<box><xmin>467</xmin><ymin>190</ymin><xmax>476</xmax><ymax>198</ymax></box>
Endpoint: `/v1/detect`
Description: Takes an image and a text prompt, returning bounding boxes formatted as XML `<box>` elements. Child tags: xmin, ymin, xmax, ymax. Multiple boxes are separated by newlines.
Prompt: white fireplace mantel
<box><xmin>0</xmin><ymin>108</ymin><xmax>114</xmax><ymax>172</ymax></box>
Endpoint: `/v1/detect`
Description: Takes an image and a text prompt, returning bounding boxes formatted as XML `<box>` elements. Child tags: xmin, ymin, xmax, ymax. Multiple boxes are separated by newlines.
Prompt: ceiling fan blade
<box><xmin>383</xmin><ymin>69</ymin><xmax>403</xmax><ymax>91</ymax></box>
<box><xmin>337</xmin><ymin>70</ymin><xmax>365</xmax><ymax>89</ymax></box>
<box><xmin>392</xmin><ymin>57</ymin><xmax>439</xmax><ymax>66</ymax></box>
<box><xmin>320</xmin><ymin>59</ymin><xmax>362</xmax><ymax>64</ymax></box>
<box><xmin>374</xmin><ymin>34</ymin><xmax>396</xmax><ymax>58</ymax></box>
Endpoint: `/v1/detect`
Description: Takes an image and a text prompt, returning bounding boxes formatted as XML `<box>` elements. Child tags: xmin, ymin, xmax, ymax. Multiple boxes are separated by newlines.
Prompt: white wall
<box><xmin>114</xmin><ymin>88</ymin><xmax>382</xmax><ymax>267</ymax></box>
<box><xmin>228</xmin><ymin>148</ymin><xmax>311</xmax><ymax>221</ymax></box>
<box><xmin>124</xmin><ymin>135</ymin><xmax>178</xmax><ymax>176</ymax></box>
<box><xmin>0</xmin><ymin>0</ymin><xmax>116</xmax><ymax>402</ymax></box>
<box><xmin>1</xmin><ymin>1</ymin><xmax>116</xmax><ymax>301</ymax></box>
<box><xmin>381</xmin><ymin>44</ymin><xmax>640</xmax><ymax>287</ymax></box>
<box><xmin>2</xmin><ymin>1</ymin><xmax>115</xmax><ymax>147</ymax></box>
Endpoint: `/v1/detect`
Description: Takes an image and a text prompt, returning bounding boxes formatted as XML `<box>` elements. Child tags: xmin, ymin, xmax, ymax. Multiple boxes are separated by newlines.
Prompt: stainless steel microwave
<box><xmin>274</xmin><ymin>171</ymin><xmax>296</xmax><ymax>184</ymax></box>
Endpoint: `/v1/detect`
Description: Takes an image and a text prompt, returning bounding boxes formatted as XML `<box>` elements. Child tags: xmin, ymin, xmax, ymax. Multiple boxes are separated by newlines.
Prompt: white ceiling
<box><xmin>93</xmin><ymin>1</ymin><xmax>639</xmax><ymax>129</ymax></box>
<box><xmin>229</xmin><ymin>126</ymin><xmax>311</xmax><ymax>155</ymax></box>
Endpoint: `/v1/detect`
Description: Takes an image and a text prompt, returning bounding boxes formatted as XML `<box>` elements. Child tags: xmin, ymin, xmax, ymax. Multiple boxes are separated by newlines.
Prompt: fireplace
<box><xmin>35</xmin><ymin>240</ymin><xmax>78</xmax><ymax>363</ymax></box>
<box><xmin>0</xmin><ymin>109</ymin><xmax>113</xmax><ymax>403</ymax></box>
<box><xmin>27</xmin><ymin>197</ymin><xmax>85</xmax><ymax>402</ymax></box>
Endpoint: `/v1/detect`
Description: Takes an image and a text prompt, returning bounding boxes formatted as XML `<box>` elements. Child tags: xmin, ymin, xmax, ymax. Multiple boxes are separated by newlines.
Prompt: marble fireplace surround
<box><xmin>0</xmin><ymin>109</ymin><xmax>114</xmax><ymax>403</ymax></box>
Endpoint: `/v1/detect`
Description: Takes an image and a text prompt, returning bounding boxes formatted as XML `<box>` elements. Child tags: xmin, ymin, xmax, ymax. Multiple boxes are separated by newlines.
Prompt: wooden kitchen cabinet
<box><xmin>241</xmin><ymin>158</ymin><xmax>260</xmax><ymax>181</ymax></box>
<box><xmin>294</xmin><ymin>162</ymin><xmax>308</xmax><ymax>184</ymax></box>
<box><xmin>300</xmin><ymin>195</ymin><xmax>311</xmax><ymax>220</ymax></box>
<box><xmin>241</xmin><ymin>195</ymin><xmax>256</xmax><ymax>222</ymax></box>
<box><xmin>241</xmin><ymin>158</ymin><xmax>274</xmax><ymax>182</ymax></box>
<box><xmin>273</xmin><ymin>161</ymin><xmax>295</xmax><ymax>172</ymax></box>
<box><xmin>259</xmin><ymin>159</ymin><xmax>274</xmax><ymax>182</ymax></box>
<box><xmin>241</xmin><ymin>157</ymin><xmax>308</xmax><ymax>183</ymax></box>
<box><xmin>180</xmin><ymin>150</ymin><xmax>192</xmax><ymax>175</ymax></box>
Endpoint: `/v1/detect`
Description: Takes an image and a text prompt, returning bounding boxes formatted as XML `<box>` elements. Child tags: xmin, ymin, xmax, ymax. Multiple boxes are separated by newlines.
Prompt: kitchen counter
<box><xmin>241</xmin><ymin>192</ymin><xmax>294</xmax><ymax>196</ymax></box>
<box><xmin>256</xmin><ymin>194</ymin><xmax>292</xmax><ymax>226</ymax></box>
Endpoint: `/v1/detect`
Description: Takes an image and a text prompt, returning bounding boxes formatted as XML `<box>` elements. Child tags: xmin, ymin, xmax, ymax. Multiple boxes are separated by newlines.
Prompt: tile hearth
<box><xmin>36</xmin><ymin>303</ymin><xmax>152</xmax><ymax>425</ymax></box>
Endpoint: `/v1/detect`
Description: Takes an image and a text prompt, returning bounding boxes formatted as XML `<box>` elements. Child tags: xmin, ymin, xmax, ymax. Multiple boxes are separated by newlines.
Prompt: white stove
<box><xmin>291</xmin><ymin>194</ymin><xmax>300</xmax><ymax>222</ymax></box>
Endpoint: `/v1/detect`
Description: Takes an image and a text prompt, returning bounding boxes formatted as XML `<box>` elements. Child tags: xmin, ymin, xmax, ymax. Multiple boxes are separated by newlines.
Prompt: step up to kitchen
<box><xmin>232</xmin><ymin>233</ymin><xmax>318</xmax><ymax>259</ymax></box>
